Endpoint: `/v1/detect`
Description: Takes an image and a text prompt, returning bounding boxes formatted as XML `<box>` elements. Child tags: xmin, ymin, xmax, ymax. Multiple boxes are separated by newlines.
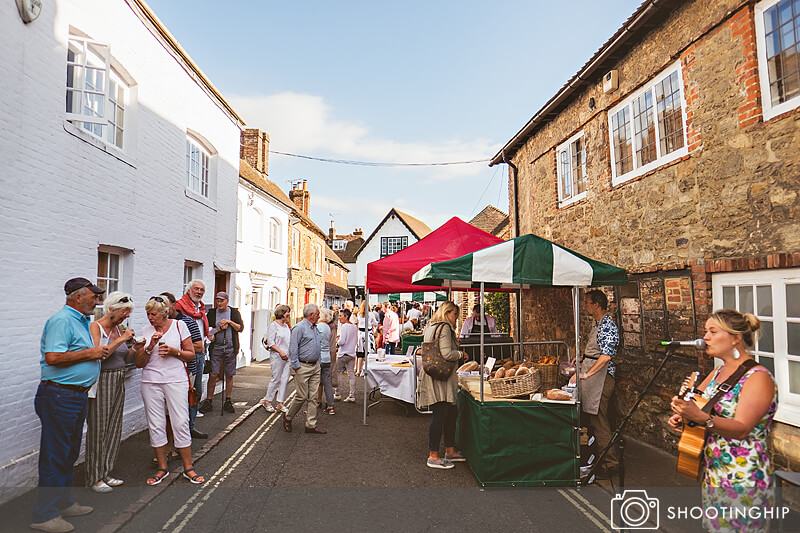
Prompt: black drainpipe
<box><xmin>502</xmin><ymin>151</ymin><xmax>520</xmax><ymax>237</ymax></box>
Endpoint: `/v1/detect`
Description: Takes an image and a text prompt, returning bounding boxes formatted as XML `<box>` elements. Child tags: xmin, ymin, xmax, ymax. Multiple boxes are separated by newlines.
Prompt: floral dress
<box><xmin>701</xmin><ymin>366</ymin><xmax>778</xmax><ymax>532</ymax></box>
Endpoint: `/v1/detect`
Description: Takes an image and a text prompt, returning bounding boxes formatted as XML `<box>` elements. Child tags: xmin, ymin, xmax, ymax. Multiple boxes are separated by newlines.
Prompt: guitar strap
<box><xmin>701</xmin><ymin>358</ymin><xmax>758</xmax><ymax>414</ymax></box>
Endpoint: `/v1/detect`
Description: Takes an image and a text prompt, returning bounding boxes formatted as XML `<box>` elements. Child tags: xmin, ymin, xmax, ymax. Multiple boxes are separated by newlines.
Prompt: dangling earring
<box><xmin>733</xmin><ymin>348</ymin><xmax>741</xmax><ymax>360</ymax></box>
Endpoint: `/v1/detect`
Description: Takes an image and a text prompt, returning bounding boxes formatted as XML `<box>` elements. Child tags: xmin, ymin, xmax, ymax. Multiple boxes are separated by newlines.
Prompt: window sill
<box><xmin>270</xmin><ymin>247</ymin><xmax>282</xmax><ymax>254</ymax></box>
<box><xmin>558</xmin><ymin>191</ymin><xmax>587</xmax><ymax>209</ymax></box>
<box><xmin>184</xmin><ymin>188</ymin><xmax>217</xmax><ymax>211</ymax></box>
<box><xmin>63</xmin><ymin>120</ymin><xmax>136</xmax><ymax>168</ymax></box>
<box><xmin>611</xmin><ymin>146</ymin><xmax>688</xmax><ymax>187</ymax></box>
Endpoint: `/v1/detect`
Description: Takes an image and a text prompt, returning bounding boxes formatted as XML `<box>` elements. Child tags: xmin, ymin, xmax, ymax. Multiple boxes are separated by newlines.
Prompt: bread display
<box><xmin>495</xmin><ymin>367</ymin><xmax>506</xmax><ymax>379</ymax></box>
<box><xmin>505</xmin><ymin>368</ymin><xmax>517</xmax><ymax>378</ymax></box>
<box><xmin>516</xmin><ymin>366</ymin><xmax>529</xmax><ymax>376</ymax></box>
<box><xmin>545</xmin><ymin>389</ymin><xmax>572</xmax><ymax>401</ymax></box>
<box><xmin>458</xmin><ymin>361</ymin><xmax>480</xmax><ymax>373</ymax></box>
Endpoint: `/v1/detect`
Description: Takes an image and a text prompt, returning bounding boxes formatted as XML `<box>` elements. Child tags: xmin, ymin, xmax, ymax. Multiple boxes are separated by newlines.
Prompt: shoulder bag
<box><xmin>421</xmin><ymin>323</ymin><xmax>457</xmax><ymax>380</ymax></box>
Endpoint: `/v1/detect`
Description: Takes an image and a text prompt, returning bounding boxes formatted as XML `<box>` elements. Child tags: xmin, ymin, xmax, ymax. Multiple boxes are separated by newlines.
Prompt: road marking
<box><xmin>161</xmin><ymin>392</ymin><xmax>296</xmax><ymax>532</ymax></box>
<box><xmin>557</xmin><ymin>489</ymin><xmax>614</xmax><ymax>533</ymax></box>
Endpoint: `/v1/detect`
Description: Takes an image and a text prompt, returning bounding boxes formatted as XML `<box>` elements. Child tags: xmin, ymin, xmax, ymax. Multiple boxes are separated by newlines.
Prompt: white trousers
<box><xmin>141</xmin><ymin>381</ymin><xmax>191</xmax><ymax>449</ymax></box>
<box><xmin>265</xmin><ymin>353</ymin><xmax>291</xmax><ymax>404</ymax></box>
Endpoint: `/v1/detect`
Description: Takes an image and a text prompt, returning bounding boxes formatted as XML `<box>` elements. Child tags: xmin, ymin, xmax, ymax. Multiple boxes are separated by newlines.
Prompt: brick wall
<box><xmin>0</xmin><ymin>0</ymin><xmax>240</xmax><ymax>502</ymax></box>
<box><xmin>507</xmin><ymin>0</ymin><xmax>800</xmax><ymax>455</ymax></box>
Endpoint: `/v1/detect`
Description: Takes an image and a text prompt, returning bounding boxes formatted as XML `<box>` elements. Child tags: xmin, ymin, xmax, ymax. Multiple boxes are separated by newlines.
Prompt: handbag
<box><xmin>203</xmin><ymin>357</ymin><xmax>211</xmax><ymax>374</ymax></box>
<box><xmin>421</xmin><ymin>323</ymin><xmax>457</xmax><ymax>380</ymax></box>
<box><xmin>185</xmin><ymin>364</ymin><xmax>198</xmax><ymax>406</ymax></box>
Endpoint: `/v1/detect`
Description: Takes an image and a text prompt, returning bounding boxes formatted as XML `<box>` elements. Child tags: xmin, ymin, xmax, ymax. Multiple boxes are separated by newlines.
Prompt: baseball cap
<box><xmin>64</xmin><ymin>277</ymin><xmax>105</xmax><ymax>295</ymax></box>
<box><xmin>215</xmin><ymin>291</ymin><xmax>229</xmax><ymax>300</ymax></box>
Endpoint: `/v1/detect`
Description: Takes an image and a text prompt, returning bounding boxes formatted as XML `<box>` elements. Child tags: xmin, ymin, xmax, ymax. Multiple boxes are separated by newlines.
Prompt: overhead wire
<box><xmin>469</xmin><ymin>164</ymin><xmax>502</xmax><ymax>219</ymax></box>
<box><xmin>269</xmin><ymin>150</ymin><xmax>490</xmax><ymax>167</ymax></box>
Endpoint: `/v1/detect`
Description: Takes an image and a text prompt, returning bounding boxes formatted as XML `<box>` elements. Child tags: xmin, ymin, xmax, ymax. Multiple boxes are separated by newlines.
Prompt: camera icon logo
<box><xmin>610</xmin><ymin>490</ymin><xmax>660</xmax><ymax>530</ymax></box>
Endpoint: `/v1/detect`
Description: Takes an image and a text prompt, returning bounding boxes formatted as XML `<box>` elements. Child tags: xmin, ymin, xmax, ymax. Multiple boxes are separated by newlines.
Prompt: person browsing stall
<box><xmin>669</xmin><ymin>309</ymin><xmax>777</xmax><ymax>532</ymax></box>
<box><xmin>31</xmin><ymin>278</ymin><xmax>109</xmax><ymax>532</ymax></box>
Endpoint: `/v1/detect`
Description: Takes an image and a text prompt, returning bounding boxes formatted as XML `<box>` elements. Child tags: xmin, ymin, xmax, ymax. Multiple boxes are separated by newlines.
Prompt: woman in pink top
<box><xmin>134</xmin><ymin>296</ymin><xmax>205</xmax><ymax>486</ymax></box>
<box><xmin>383</xmin><ymin>304</ymin><xmax>401</xmax><ymax>354</ymax></box>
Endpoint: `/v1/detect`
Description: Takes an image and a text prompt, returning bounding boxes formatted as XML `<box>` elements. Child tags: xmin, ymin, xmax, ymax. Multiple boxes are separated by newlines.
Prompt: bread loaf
<box><xmin>458</xmin><ymin>361</ymin><xmax>479</xmax><ymax>373</ymax></box>
<box><xmin>505</xmin><ymin>368</ymin><xmax>517</xmax><ymax>378</ymax></box>
<box><xmin>516</xmin><ymin>366</ymin><xmax>529</xmax><ymax>376</ymax></box>
<box><xmin>495</xmin><ymin>367</ymin><xmax>506</xmax><ymax>379</ymax></box>
<box><xmin>546</xmin><ymin>389</ymin><xmax>572</xmax><ymax>401</ymax></box>
<box><xmin>502</xmin><ymin>361</ymin><xmax>513</xmax><ymax>370</ymax></box>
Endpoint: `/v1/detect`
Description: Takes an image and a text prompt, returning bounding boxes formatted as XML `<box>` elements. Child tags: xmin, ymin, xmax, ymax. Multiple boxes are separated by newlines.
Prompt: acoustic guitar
<box><xmin>676</xmin><ymin>371</ymin><xmax>708</xmax><ymax>480</ymax></box>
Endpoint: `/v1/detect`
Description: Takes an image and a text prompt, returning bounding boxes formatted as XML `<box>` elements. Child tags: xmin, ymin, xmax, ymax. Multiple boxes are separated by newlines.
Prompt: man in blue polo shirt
<box><xmin>31</xmin><ymin>278</ymin><xmax>109</xmax><ymax>533</ymax></box>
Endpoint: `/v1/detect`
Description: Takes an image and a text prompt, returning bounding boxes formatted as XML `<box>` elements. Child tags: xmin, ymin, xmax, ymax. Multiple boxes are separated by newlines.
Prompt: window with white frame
<box><xmin>315</xmin><ymin>244</ymin><xmax>323</xmax><ymax>274</ymax></box>
<box><xmin>608</xmin><ymin>61</ymin><xmax>688</xmax><ymax>185</ymax></box>
<box><xmin>268</xmin><ymin>287</ymin><xmax>281</xmax><ymax>313</ymax></box>
<box><xmin>183</xmin><ymin>262</ymin><xmax>202</xmax><ymax>294</ymax></box>
<box><xmin>713</xmin><ymin>268</ymin><xmax>800</xmax><ymax>425</ymax></box>
<box><xmin>97</xmin><ymin>250</ymin><xmax>121</xmax><ymax>294</ymax></box>
<box><xmin>755</xmin><ymin>0</ymin><xmax>800</xmax><ymax>120</ymax></box>
<box><xmin>332</xmin><ymin>239</ymin><xmax>346</xmax><ymax>251</ymax></box>
<box><xmin>270</xmin><ymin>218</ymin><xmax>281</xmax><ymax>252</ymax></box>
<box><xmin>253</xmin><ymin>208</ymin><xmax>265</xmax><ymax>249</ymax></box>
<box><xmin>555</xmin><ymin>131</ymin><xmax>587</xmax><ymax>205</ymax></box>
<box><xmin>186</xmin><ymin>135</ymin><xmax>211</xmax><ymax>198</ymax></box>
<box><xmin>291</xmin><ymin>229</ymin><xmax>300</xmax><ymax>268</ymax></box>
<box><xmin>66</xmin><ymin>34</ymin><xmax>132</xmax><ymax>149</ymax></box>
<box><xmin>380</xmin><ymin>236</ymin><xmax>408</xmax><ymax>258</ymax></box>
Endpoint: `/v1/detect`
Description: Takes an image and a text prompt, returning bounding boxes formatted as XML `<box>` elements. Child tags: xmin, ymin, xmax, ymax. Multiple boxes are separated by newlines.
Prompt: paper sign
<box><xmin>484</xmin><ymin>357</ymin><xmax>496</xmax><ymax>378</ymax></box>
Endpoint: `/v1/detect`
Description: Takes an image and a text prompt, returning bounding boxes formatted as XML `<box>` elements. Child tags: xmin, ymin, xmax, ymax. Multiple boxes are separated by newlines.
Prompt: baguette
<box><xmin>545</xmin><ymin>389</ymin><xmax>572</xmax><ymax>401</ymax></box>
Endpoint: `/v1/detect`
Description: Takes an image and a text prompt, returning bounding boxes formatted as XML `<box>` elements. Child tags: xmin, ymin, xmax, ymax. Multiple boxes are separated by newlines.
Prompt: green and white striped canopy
<box><xmin>411</xmin><ymin>234</ymin><xmax>627</xmax><ymax>289</ymax></box>
<box><xmin>387</xmin><ymin>292</ymin><xmax>448</xmax><ymax>302</ymax></box>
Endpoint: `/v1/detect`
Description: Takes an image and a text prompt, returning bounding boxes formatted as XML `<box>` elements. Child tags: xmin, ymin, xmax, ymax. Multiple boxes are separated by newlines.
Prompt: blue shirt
<box><xmin>318</xmin><ymin>322</ymin><xmax>331</xmax><ymax>364</ymax></box>
<box><xmin>596</xmin><ymin>314</ymin><xmax>619</xmax><ymax>378</ymax></box>
<box><xmin>289</xmin><ymin>319</ymin><xmax>321</xmax><ymax>370</ymax></box>
<box><xmin>40</xmin><ymin>305</ymin><xmax>100</xmax><ymax>387</ymax></box>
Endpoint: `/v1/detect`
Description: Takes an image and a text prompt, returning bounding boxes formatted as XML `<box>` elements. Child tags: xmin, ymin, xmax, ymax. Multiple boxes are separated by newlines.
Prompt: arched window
<box><xmin>270</xmin><ymin>218</ymin><xmax>281</xmax><ymax>251</ymax></box>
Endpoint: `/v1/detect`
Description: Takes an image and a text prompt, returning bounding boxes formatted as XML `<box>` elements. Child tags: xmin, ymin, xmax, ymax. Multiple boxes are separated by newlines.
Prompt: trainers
<box><xmin>444</xmin><ymin>452</ymin><xmax>466</xmax><ymax>462</ymax></box>
<box><xmin>30</xmin><ymin>516</ymin><xmax>74</xmax><ymax>532</ymax></box>
<box><xmin>344</xmin><ymin>396</ymin><xmax>355</xmax><ymax>403</ymax></box>
<box><xmin>198</xmin><ymin>399</ymin><xmax>213</xmax><ymax>413</ymax></box>
<box><xmin>426</xmin><ymin>458</ymin><xmax>454</xmax><ymax>470</ymax></box>
<box><xmin>104</xmin><ymin>477</ymin><xmax>123</xmax><ymax>487</ymax></box>
<box><xmin>223</xmin><ymin>398</ymin><xmax>235</xmax><ymax>413</ymax></box>
<box><xmin>333</xmin><ymin>391</ymin><xmax>342</xmax><ymax>401</ymax></box>
<box><xmin>279</xmin><ymin>405</ymin><xmax>289</xmax><ymax>413</ymax></box>
<box><xmin>90</xmin><ymin>480</ymin><xmax>112</xmax><ymax>493</ymax></box>
<box><xmin>59</xmin><ymin>503</ymin><xmax>93</xmax><ymax>517</ymax></box>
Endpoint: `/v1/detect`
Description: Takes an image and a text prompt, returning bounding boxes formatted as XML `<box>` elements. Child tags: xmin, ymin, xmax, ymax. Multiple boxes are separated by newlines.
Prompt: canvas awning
<box><xmin>387</xmin><ymin>292</ymin><xmax>447</xmax><ymax>302</ymax></box>
<box><xmin>366</xmin><ymin>217</ymin><xmax>504</xmax><ymax>294</ymax></box>
<box><xmin>412</xmin><ymin>233</ymin><xmax>627</xmax><ymax>289</ymax></box>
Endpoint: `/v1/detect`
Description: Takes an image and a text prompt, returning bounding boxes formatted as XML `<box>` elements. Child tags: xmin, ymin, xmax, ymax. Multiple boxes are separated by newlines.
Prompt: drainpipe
<box><xmin>502</xmin><ymin>151</ymin><xmax>520</xmax><ymax>237</ymax></box>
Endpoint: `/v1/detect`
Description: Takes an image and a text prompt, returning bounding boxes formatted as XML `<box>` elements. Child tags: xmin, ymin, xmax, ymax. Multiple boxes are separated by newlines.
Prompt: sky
<box><xmin>146</xmin><ymin>0</ymin><xmax>643</xmax><ymax>236</ymax></box>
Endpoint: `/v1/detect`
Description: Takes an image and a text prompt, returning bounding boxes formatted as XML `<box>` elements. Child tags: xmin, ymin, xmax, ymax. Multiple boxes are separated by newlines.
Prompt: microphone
<box><xmin>661</xmin><ymin>339</ymin><xmax>706</xmax><ymax>349</ymax></box>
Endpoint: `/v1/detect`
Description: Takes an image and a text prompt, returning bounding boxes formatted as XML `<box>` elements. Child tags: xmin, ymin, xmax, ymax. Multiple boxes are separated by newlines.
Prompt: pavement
<box><xmin>2</xmin><ymin>361</ymin><xmax>799</xmax><ymax>532</ymax></box>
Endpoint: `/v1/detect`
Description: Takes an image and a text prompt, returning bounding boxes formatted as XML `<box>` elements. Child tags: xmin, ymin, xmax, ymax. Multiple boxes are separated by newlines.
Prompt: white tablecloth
<box><xmin>365</xmin><ymin>354</ymin><xmax>415</xmax><ymax>404</ymax></box>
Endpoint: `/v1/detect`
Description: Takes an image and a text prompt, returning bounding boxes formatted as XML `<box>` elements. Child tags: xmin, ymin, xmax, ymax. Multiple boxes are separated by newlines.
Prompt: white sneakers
<box><xmin>90</xmin><ymin>481</ymin><xmax>112</xmax><ymax>493</ymax></box>
<box><xmin>344</xmin><ymin>396</ymin><xmax>356</xmax><ymax>403</ymax></box>
<box><xmin>333</xmin><ymin>391</ymin><xmax>342</xmax><ymax>401</ymax></box>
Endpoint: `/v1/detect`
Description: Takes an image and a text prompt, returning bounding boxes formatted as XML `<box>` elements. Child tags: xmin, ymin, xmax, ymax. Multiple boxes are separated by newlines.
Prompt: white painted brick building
<box><xmin>0</xmin><ymin>0</ymin><xmax>243</xmax><ymax>503</ymax></box>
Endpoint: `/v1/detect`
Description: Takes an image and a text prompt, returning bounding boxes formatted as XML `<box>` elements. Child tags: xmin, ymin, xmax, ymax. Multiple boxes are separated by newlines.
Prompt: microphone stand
<box><xmin>583</xmin><ymin>345</ymin><xmax>681</xmax><ymax>485</ymax></box>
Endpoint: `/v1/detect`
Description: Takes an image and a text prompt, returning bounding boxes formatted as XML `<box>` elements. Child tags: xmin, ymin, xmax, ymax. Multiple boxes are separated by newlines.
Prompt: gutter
<box><xmin>489</xmin><ymin>0</ymin><xmax>666</xmax><ymax>167</ymax></box>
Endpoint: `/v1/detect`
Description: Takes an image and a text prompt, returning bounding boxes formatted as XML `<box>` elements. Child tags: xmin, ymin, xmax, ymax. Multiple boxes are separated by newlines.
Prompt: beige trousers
<box><xmin>286</xmin><ymin>362</ymin><xmax>321</xmax><ymax>429</ymax></box>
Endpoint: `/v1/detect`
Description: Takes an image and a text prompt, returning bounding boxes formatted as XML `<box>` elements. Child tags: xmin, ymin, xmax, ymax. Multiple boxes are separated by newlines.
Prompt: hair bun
<box><xmin>744</xmin><ymin>313</ymin><xmax>762</xmax><ymax>333</ymax></box>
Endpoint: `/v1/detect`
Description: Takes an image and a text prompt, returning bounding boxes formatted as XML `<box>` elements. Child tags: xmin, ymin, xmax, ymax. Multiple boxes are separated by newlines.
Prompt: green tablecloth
<box><xmin>456</xmin><ymin>388</ymin><xmax>579</xmax><ymax>487</ymax></box>
<box><xmin>401</xmin><ymin>334</ymin><xmax>423</xmax><ymax>354</ymax></box>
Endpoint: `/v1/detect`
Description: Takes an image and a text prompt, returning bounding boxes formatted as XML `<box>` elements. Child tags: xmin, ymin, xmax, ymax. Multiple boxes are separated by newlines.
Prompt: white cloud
<box><xmin>229</xmin><ymin>92</ymin><xmax>500</xmax><ymax>181</ymax></box>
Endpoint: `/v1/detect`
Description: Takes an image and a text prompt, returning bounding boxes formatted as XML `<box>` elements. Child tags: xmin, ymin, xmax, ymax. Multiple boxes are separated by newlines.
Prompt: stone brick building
<box><xmin>287</xmin><ymin>181</ymin><xmax>328</xmax><ymax>323</ymax></box>
<box><xmin>323</xmin><ymin>245</ymin><xmax>351</xmax><ymax>309</ymax></box>
<box><xmin>491</xmin><ymin>0</ymin><xmax>800</xmax><ymax>467</ymax></box>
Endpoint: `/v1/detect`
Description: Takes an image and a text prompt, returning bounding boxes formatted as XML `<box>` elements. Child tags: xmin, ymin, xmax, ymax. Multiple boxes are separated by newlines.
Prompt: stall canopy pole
<box><xmin>517</xmin><ymin>288</ymin><xmax>523</xmax><ymax>362</ymax></box>
<box><xmin>448</xmin><ymin>279</ymin><xmax>453</xmax><ymax>300</ymax></box>
<box><xmin>363</xmin><ymin>288</ymin><xmax>369</xmax><ymax>426</ymax></box>
<box><xmin>573</xmin><ymin>286</ymin><xmax>581</xmax><ymax>415</ymax></box>
<box><xmin>479</xmin><ymin>282</ymin><xmax>485</xmax><ymax>402</ymax></box>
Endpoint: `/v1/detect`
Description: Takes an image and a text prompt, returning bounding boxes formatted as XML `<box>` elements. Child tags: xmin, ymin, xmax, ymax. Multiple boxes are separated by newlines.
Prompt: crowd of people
<box><xmin>33</xmin><ymin>276</ymin><xmax>778</xmax><ymax>532</ymax></box>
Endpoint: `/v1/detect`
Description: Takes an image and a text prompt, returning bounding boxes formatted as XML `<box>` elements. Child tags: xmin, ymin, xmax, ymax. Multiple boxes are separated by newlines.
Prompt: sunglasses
<box><xmin>149</xmin><ymin>296</ymin><xmax>166</xmax><ymax>304</ymax></box>
<box><xmin>118</xmin><ymin>296</ymin><xmax>132</xmax><ymax>303</ymax></box>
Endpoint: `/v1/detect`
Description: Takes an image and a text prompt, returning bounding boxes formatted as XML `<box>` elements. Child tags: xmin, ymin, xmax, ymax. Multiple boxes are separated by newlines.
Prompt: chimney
<box><xmin>289</xmin><ymin>180</ymin><xmax>310</xmax><ymax>216</ymax></box>
<box><xmin>240</xmin><ymin>129</ymin><xmax>270</xmax><ymax>174</ymax></box>
<box><xmin>353</xmin><ymin>228</ymin><xmax>363</xmax><ymax>237</ymax></box>
<box><xmin>329</xmin><ymin>221</ymin><xmax>335</xmax><ymax>243</ymax></box>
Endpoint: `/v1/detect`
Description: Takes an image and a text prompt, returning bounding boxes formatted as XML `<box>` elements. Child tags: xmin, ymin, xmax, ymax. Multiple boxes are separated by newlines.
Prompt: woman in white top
<box><xmin>134</xmin><ymin>296</ymin><xmax>204</xmax><ymax>486</ymax></box>
<box><xmin>262</xmin><ymin>304</ymin><xmax>292</xmax><ymax>413</ymax></box>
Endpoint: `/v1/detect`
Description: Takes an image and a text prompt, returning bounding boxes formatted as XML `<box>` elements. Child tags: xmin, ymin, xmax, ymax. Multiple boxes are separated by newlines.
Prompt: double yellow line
<box><xmin>161</xmin><ymin>392</ymin><xmax>297</xmax><ymax>532</ymax></box>
<box><xmin>557</xmin><ymin>488</ymin><xmax>614</xmax><ymax>532</ymax></box>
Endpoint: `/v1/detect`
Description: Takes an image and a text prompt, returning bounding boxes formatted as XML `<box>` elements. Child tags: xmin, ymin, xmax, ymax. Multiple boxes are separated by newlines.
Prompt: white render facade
<box><xmin>0</xmin><ymin>0</ymin><xmax>242</xmax><ymax>502</ymax></box>
<box><xmin>235</xmin><ymin>180</ymin><xmax>291</xmax><ymax>364</ymax></box>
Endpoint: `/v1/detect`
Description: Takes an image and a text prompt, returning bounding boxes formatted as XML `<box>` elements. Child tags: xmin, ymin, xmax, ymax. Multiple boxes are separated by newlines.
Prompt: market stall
<box><xmin>362</xmin><ymin>217</ymin><xmax>504</xmax><ymax>423</ymax></box>
<box><xmin>412</xmin><ymin>233</ymin><xmax>626</xmax><ymax>487</ymax></box>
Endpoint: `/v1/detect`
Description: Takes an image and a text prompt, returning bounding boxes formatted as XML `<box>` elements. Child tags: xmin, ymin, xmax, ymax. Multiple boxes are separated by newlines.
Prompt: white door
<box><xmin>251</xmin><ymin>288</ymin><xmax>270</xmax><ymax>362</ymax></box>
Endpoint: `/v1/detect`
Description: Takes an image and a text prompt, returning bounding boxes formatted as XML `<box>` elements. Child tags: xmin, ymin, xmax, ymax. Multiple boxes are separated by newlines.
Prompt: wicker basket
<box><xmin>532</xmin><ymin>363</ymin><xmax>559</xmax><ymax>392</ymax></box>
<box><xmin>489</xmin><ymin>368</ymin><xmax>541</xmax><ymax>399</ymax></box>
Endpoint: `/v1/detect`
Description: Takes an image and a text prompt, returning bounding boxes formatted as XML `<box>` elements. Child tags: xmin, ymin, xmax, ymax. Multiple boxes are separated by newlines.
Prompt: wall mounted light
<box><xmin>589</xmin><ymin>97</ymin><xmax>596</xmax><ymax>111</ymax></box>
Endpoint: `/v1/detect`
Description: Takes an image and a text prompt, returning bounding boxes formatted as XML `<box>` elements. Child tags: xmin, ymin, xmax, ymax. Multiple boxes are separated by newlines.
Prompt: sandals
<box><xmin>147</xmin><ymin>468</ymin><xmax>169</xmax><ymax>486</ymax></box>
<box><xmin>182</xmin><ymin>468</ymin><xmax>205</xmax><ymax>485</ymax></box>
<box><xmin>325</xmin><ymin>406</ymin><xmax>335</xmax><ymax>415</ymax></box>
